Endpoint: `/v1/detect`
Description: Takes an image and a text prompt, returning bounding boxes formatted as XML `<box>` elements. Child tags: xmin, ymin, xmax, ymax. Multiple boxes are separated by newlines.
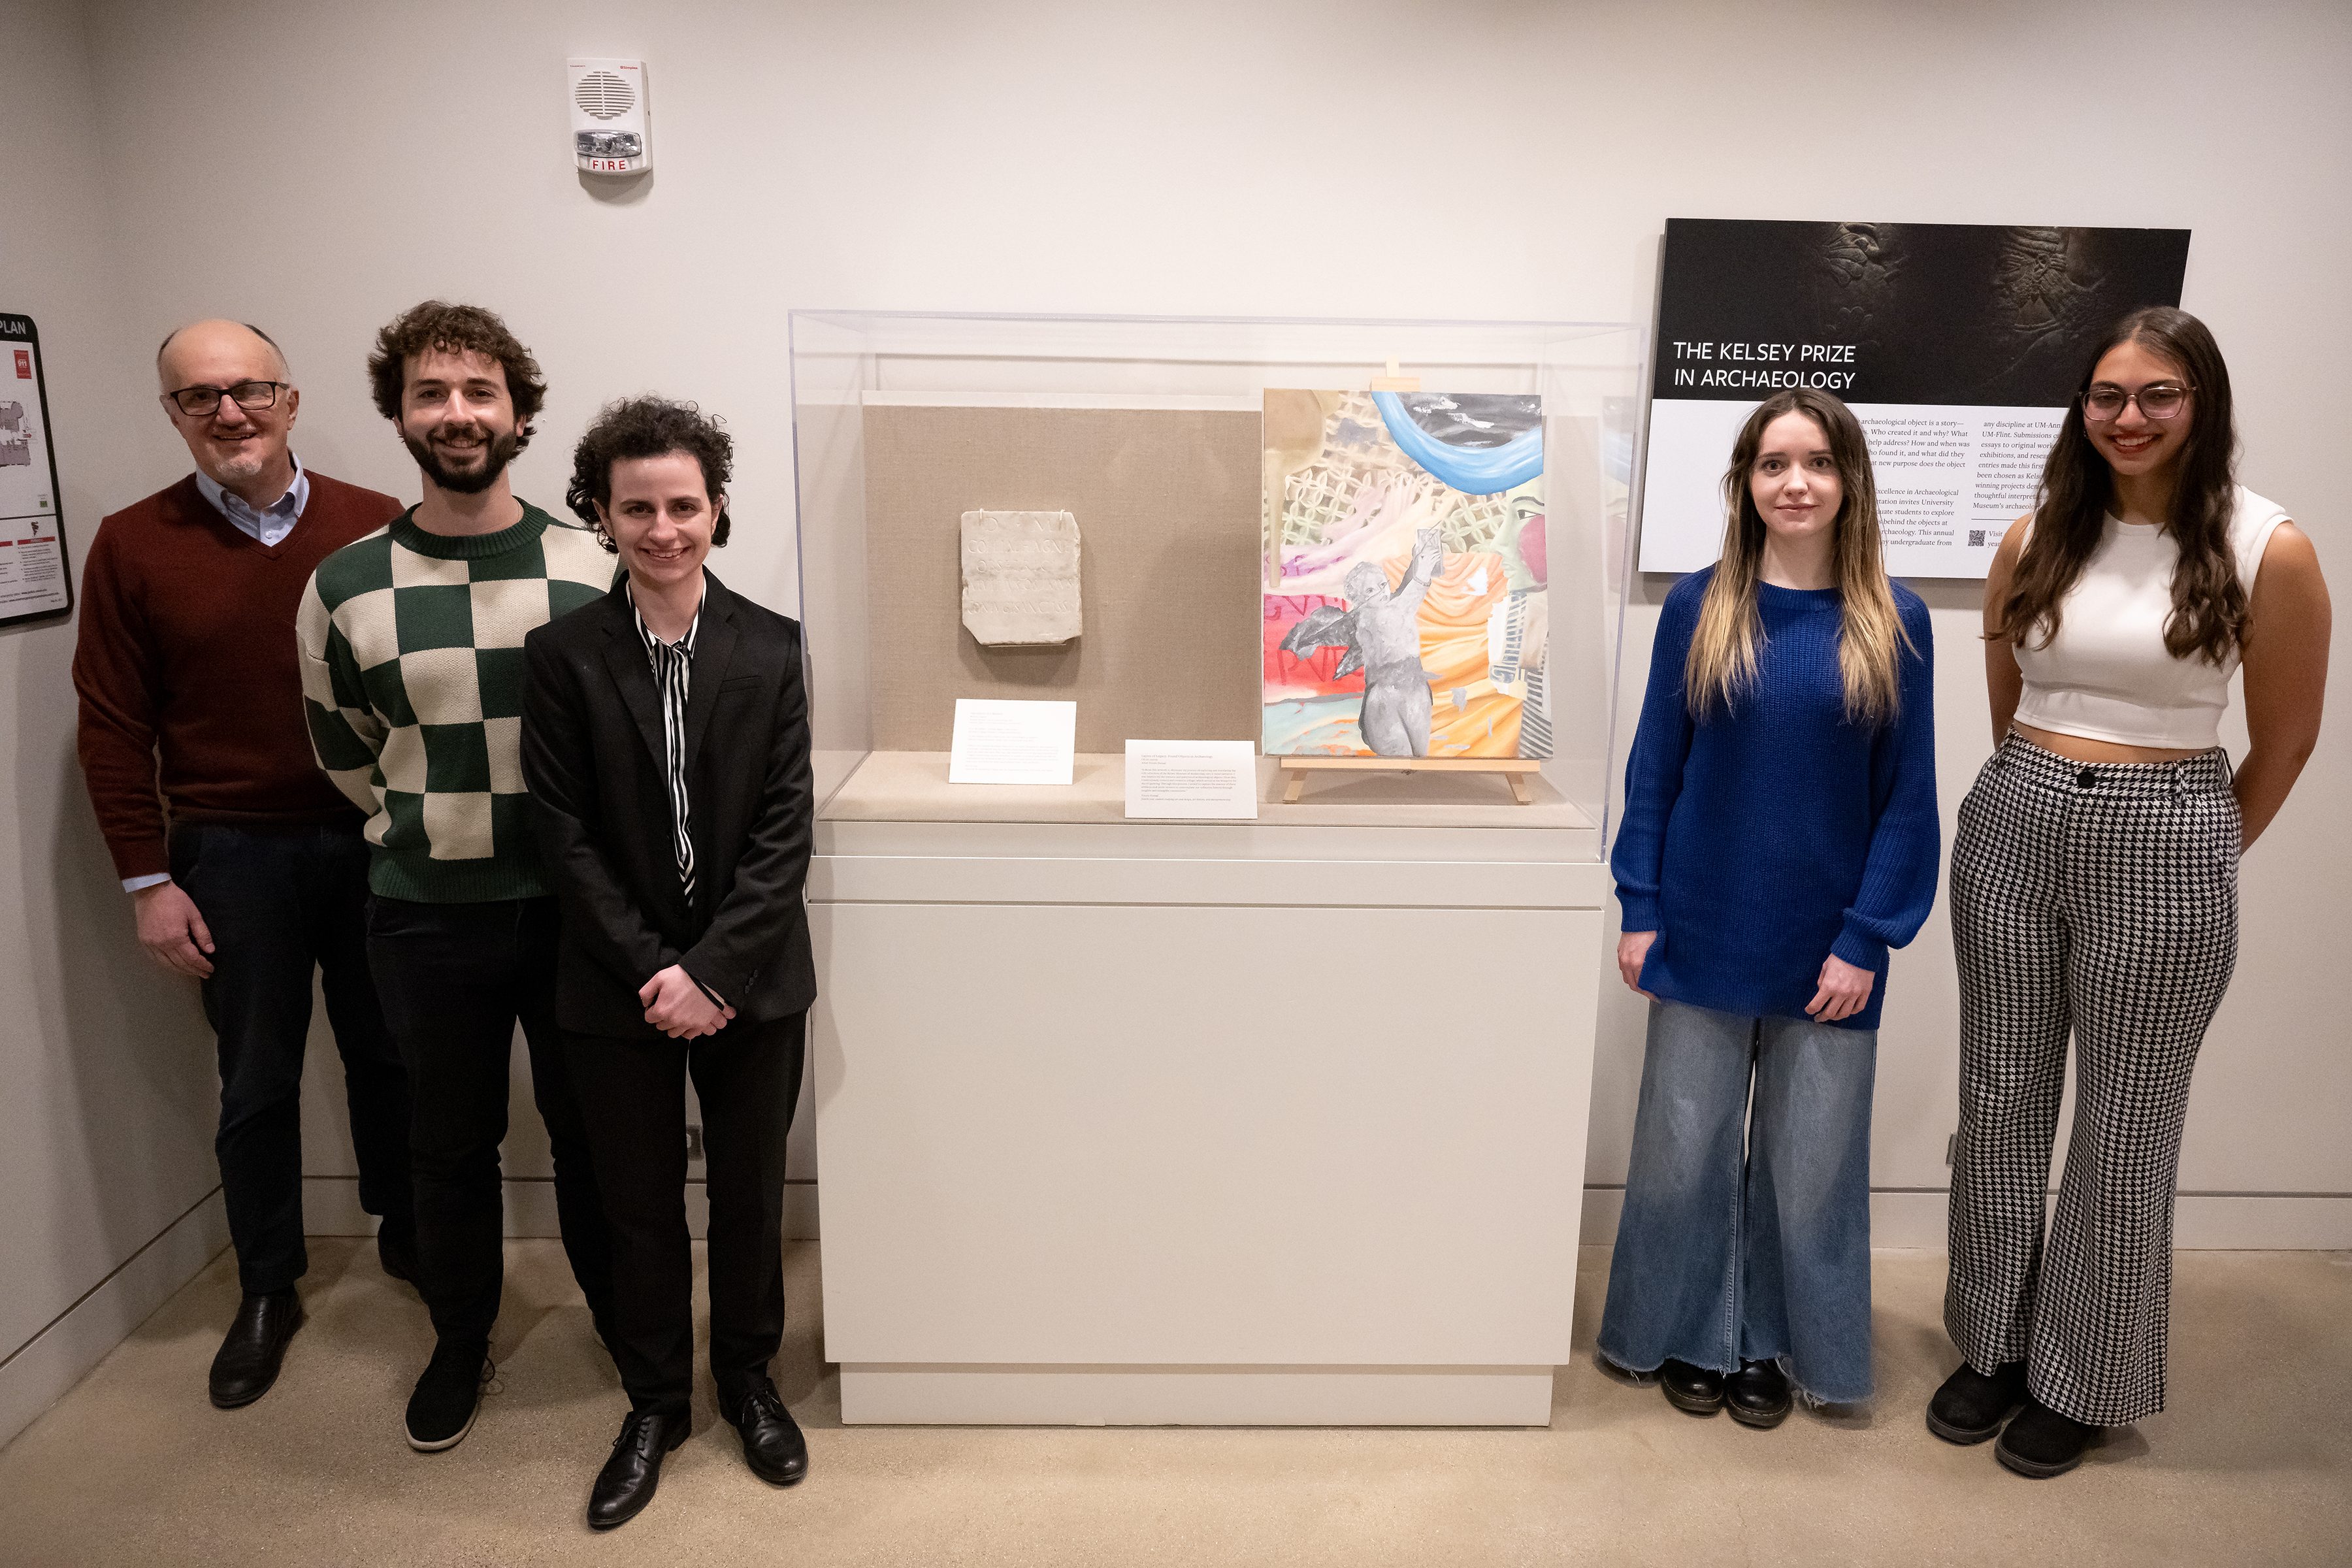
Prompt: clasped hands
<box><xmin>1614</xmin><ymin>930</ymin><xmax>1874</xmax><ymax>1024</ymax></box>
<box><xmin>640</xmin><ymin>963</ymin><xmax>734</xmax><ymax>1039</ymax></box>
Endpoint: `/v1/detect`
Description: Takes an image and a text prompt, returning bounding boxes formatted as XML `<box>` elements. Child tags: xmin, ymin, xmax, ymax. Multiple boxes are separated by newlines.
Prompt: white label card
<box><xmin>948</xmin><ymin>698</ymin><xmax>1077</xmax><ymax>786</ymax></box>
<box><xmin>1124</xmin><ymin>739</ymin><xmax>1259</xmax><ymax>820</ymax></box>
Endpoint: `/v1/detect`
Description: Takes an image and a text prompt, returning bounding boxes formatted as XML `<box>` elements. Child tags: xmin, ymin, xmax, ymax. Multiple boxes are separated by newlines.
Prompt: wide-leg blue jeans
<box><xmin>1596</xmin><ymin>999</ymin><xmax>1878</xmax><ymax>1403</ymax></box>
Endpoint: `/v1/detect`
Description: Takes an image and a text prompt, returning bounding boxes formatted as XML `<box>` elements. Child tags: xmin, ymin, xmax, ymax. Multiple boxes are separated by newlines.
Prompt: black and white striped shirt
<box><xmin>630</xmin><ymin>589</ymin><xmax>700</xmax><ymax>904</ymax></box>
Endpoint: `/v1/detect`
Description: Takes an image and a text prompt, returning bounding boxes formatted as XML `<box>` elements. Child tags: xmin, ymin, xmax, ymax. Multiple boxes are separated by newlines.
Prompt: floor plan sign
<box><xmin>1262</xmin><ymin>390</ymin><xmax>1548</xmax><ymax>760</ymax></box>
<box><xmin>0</xmin><ymin>314</ymin><xmax>72</xmax><ymax>627</ymax></box>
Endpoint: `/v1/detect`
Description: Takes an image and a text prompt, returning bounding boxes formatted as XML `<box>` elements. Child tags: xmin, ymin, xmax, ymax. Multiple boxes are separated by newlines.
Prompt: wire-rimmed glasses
<box><xmin>163</xmin><ymin>380</ymin><xmax>287</xmax><ymax>417</ymax></box>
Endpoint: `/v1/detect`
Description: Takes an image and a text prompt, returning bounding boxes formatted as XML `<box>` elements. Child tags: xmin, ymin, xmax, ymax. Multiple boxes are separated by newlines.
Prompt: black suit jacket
<box><xmin>521</xmin><ymin>572</ymin><xmax>816</xmax><ymax>1037</ymax></box>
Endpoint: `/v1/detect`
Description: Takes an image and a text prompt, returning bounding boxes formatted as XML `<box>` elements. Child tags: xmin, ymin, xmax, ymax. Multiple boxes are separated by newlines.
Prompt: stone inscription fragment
<box><xmin>960</xmin><ymin>510</ymin><xmax>1082</xmax><ymax>646</ymax></box>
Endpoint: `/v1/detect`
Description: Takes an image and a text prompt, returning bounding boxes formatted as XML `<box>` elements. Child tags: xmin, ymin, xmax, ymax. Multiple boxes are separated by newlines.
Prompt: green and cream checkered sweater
<box><xmin>297</xmin><ymin>502</ymin><xmax>613</xmax><ymax>902</ymax></box>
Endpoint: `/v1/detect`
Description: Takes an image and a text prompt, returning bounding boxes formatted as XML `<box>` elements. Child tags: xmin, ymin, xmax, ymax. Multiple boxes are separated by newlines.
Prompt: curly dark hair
<box><xmin>565</xmin><ymin>397</ymin><xmax>734</xmax><ymax>552</ymax></box>
<box><xmin>366</xmin><ymin>301</ymin><xmax>547</xmax><ymax>449</ymax></box>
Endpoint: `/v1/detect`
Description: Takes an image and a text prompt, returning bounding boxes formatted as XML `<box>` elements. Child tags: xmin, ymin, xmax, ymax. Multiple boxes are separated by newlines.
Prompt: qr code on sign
<box><xmin>1968</xmin><ymin>531</ymin><xmax>1985</xmax><ymax>547</ymax></box>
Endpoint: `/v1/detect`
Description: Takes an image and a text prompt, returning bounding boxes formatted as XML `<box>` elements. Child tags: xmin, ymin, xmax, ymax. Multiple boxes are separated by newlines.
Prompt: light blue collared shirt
<box><xmin>122</xmin><ymin>454</ymin><xmax>314</xmax><ymax>892</ymax></box>
<box><xmin>193</xmin><ymin>451</ymin><xmax>309</xmax><ymax>547</ymax></box>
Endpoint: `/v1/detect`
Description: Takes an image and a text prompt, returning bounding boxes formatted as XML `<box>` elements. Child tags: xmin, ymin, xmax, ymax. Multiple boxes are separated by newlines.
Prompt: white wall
<box><xmin>7</xmin><ymin>0</ymin><xmax>2347</xmax><ymax>1438</ymax></box>
<box><xmin>0</xmin><ymin>0</ymin><xmax>231</xmax><ymax>1448</ymax></box>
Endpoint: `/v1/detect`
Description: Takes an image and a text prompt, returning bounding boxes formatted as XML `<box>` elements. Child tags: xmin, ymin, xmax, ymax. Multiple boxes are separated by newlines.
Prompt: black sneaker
<box><xmin>1926</xmin><ymin>1360</ymin><xmax>2028</xmax><ymax>1445</ymax></box>
<box><xmin>405</xmin><ymin>1341</ymin><xmax>491</xmax><ymax>1452</ymax></box>
<box><xmin>1996</xmin><ymin>1396</ymin><xmax>2100</xmax><ymax>1478</ymax></box>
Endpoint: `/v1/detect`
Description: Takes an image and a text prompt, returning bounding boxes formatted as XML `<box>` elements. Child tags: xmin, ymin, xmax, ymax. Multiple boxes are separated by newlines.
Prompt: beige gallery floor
<box><xmin>0</xmin><ymin>1239</ymin><xmax>2347</xmax><ymax>1567</ymax></box>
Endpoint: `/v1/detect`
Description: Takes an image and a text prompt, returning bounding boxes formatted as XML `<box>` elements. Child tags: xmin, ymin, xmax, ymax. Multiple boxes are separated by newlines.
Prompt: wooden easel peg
<box><xmin>1369</xmin><ymin>355</ymin><xmax>1421</xmax><ymax>392</ymax></box>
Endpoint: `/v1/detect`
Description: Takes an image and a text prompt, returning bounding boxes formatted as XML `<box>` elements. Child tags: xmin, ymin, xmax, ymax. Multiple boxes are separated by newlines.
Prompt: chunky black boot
<box><xmin>1725</xmin><ymin>1360</ymin><xmax>1791</xmax><ymax>1429</ymax></box>
<box><xmin>1926</xmin><ymin>1360</ymin><xmax>2029</xmax><ymax>1445</ymax></box>
<box><xmin>1659</xmin><ymin>1358</ymin><xmax>1725</xmax><ymax>1416</ymax></box>
<box><xmin>1997</xmin><ymin>1396</ymin><xmax>2100</xmax><ymax>1478</ymax></box>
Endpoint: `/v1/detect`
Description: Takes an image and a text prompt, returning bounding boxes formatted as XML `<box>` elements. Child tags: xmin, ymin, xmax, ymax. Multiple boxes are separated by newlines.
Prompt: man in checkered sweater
<box><xmin>297</xmin><ymin>302</ymin><xmax>617</xmax><ymax>1455</ymax></box>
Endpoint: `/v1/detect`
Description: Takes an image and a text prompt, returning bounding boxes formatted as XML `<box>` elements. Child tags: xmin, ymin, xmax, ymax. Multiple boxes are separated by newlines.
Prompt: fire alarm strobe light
<box><xmin>568</xmin><ymin>57</ymin><xmax>651</xmax><ymax>174</ymax></box>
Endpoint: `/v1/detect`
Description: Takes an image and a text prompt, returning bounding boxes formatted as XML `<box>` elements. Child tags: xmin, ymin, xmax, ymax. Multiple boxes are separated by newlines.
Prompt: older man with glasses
<box><xmin>72</xmin><ymin>319</ymin><xmax>418</xmax><ymax>1410</ymax></box>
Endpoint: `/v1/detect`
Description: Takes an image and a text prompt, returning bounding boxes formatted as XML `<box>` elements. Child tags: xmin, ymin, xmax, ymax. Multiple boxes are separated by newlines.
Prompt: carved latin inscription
<box><xmin>960</xmin><ymin>509</ymin><xmax>1082</xmax><ymax>646</ymax></box>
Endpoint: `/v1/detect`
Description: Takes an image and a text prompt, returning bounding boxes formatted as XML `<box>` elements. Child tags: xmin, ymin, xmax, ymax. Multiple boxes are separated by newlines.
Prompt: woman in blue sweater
<box><xmin>1599</xmin><ymin>387</ymin><xmax>1938</xmax><ymax>1425</ymax></box>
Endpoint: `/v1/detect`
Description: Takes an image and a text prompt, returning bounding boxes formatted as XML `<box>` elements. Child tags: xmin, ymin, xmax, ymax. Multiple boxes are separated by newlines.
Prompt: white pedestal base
<box><xmin>811</xmin><ymin>767</ymin><xmax>1607</xmax><ymax>1429</ymax></box>
<box><xmin>840</xmin><ymin>1365</ymin><xmax>1557</xmax><ymax>1427</ymax></box>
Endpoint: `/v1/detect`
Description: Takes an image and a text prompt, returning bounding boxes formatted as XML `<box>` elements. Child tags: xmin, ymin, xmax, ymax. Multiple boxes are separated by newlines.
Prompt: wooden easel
<box><xmin>1279</xmin><ymin>756</ymin><xmax>1541</xmax><ymax>806</ymax></box>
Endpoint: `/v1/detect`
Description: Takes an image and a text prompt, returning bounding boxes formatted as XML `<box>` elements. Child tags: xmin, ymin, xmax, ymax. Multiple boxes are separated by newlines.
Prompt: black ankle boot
<box><xmin>1659</xmin><ymin>1358</ymin><xmax>1725</xmax><ymax>1416</ymax></box>
<box><xmin>1926</xmin><ymin>1360</ymin><xmax>2029</xmax><ymax>1445</ymax></box>
<box><xmin>208</xmin><ymin>1289</ymin><xmax>304</xmax><ymax>1409</ymax></box>
<box><xmin>1997</xmin><ymin>1396</ymin><xmax>2099</xmax><ymax>1478</ymax></box>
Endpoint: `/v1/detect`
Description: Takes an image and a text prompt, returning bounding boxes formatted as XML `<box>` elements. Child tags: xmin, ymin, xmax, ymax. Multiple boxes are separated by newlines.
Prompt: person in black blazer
<box><xmin>521</xmin><ymin>397</ymin><xmax>815</xmax><ymax>1531</ymax></box>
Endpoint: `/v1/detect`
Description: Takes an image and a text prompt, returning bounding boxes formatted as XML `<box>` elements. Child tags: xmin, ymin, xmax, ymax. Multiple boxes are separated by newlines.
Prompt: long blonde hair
<box><xmin>1684</xmin><ymin>388</ymin><xmax>1912</xmax><ymax>726</ymax></box>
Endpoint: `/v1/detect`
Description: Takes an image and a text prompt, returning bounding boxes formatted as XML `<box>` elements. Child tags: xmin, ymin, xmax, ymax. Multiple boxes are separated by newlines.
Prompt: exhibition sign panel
<box><xmin>1262</xmin><ymin>390</ymin><xmax>1550</xmax><ymax>760</ymax></box>
<box><xmin>1637</xmin><ymin>220</ymin><xmax>2191</xmax><ymax>579</ymax></box>
<box><xmin>0</xmin><ymin>314</ymin><xmax>73</xmax><ymax>625</ymax></box>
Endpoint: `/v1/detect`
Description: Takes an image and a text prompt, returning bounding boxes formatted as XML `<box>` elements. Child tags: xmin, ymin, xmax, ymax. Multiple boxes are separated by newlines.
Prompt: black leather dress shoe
<box><xmin>1659</xmin><ymin>1358</ymin><xmax>1725</xmax><ymax>1416</ymax></box>
<box><xmin>725</xmin><ymin>1379</ymin><xmax>809</xmax><ymax>1486</ymax></box>
<box><xmin>588</xmin><ymin>1409</ymin><xmax>691</xmax><ymax>1530</ymax></box>
<box><xmin>1725</xmin><ymin>1359</ymin><xmax>1792</xmax><ymax>1429</ymax></box>
<box><xmin>1927</xmin><ymin>1359</ymin><xmax>2028</xmax><ymax>1445</ymax></box>
<box><xmin>1996</xmin><ymin>1396</ymin><xmax>2100</xmax><ymax>1478</ymax></box>
<box><xmin>208</xmin><ymin>1289</ymin><xmax>304</xmax><ymax>1409</ymax></box>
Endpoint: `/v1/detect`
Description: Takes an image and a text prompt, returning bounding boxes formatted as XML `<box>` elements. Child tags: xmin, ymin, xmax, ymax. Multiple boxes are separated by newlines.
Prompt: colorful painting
<box><xmin>1262</xmin><ymin>390</ymin><xmax>1550</xmax><ymax>759</ymax></box>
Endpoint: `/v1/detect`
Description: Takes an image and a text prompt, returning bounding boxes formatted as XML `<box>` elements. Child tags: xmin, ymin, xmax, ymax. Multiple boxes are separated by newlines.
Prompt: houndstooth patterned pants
<box><xmin>1944</xmin><ymin>734</ymin><xmax>2239</xmax><ymax>1427</ymax></box>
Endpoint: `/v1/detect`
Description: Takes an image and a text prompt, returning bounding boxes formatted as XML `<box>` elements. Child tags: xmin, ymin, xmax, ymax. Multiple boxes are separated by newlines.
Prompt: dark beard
<box><xmin>404</xmin><ymin>427</ymin><xmax>519</xmax><ymax>495</ymax></box>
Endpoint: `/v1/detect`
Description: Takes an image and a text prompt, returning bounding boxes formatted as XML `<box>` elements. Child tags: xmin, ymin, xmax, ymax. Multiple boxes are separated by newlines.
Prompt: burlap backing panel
<box><xmin>863</xmin><ymin>405</ymin><xmax>1263</xmax><ymax>752</ymax></box>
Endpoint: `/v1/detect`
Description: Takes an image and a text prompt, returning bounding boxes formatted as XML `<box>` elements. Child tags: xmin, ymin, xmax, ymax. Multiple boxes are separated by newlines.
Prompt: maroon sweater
<box><xmin>73</xmin><ymin>471</ymin><xmax>404</xmax><ymax>881</ymax></box>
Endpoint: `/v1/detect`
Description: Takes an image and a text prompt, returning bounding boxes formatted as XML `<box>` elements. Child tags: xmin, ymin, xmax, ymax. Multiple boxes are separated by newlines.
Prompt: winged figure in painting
<box><xmin>1277</xmin><ymin>527</ymin><xmax>1443</xmax><ymax>759</ymax></box>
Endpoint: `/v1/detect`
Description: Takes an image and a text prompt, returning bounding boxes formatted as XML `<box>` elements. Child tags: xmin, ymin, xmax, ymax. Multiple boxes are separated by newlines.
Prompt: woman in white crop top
<box><xmin>1933</xmin><ymin>308</ymin><xmax>2330</xmax><ymax>1478</ymax></box>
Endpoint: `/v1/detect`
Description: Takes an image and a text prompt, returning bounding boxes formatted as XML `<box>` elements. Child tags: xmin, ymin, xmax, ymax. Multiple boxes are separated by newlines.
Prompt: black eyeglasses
<box><xmin>2082</xmin><ymin>382</ymin><xmax>2191</xmax><ymax>422</ymax></box>
<box><xmin>163</xmin><ymin>380</ymin><xmax>287</xmax><ymax>417</ymax></box>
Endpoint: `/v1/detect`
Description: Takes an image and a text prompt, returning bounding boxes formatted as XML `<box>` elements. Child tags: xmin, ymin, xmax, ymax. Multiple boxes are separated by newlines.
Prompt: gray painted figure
<box><xmin>1279</xmin><ymin>527</ymin><xmax>1444</xmax><ymax>758</ymax></box>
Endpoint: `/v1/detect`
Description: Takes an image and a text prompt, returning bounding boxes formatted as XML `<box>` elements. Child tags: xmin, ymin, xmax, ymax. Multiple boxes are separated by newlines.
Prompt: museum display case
<box><xmin>789</xmin><ymin>310</ymin><xmax>1646</xmax><ymax>1425</ymax></box>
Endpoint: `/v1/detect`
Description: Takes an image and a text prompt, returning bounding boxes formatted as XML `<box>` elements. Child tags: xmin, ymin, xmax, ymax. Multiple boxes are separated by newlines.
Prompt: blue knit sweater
<box><xmin>1612</xmin><ymin>569</ymin><xmax>1939</xmax><ymax>1032</ymax></box>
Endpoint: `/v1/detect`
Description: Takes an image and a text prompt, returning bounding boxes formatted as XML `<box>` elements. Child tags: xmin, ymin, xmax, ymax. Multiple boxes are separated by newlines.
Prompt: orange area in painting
<box><xmin>1384</xmin><ymin>546</ymin><xmax>1521</xmax><ymax>759</ymax></box>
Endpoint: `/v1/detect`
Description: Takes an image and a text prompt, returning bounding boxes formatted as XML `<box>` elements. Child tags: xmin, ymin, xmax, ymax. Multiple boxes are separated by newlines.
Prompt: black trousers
<box><xmin>366</xmin><ymin>896</ymin><xmax>613</xmax><ymax>1347</ymax></box>
<box><xmin>171</xmin><ymin>823</ymin><xmax>412</xmax><ymax>1296</ymax></box>
<box><xmin>568</xmin><ymin>1012</ymin><xmax>806</xmax><ymax>1418</ymax></box>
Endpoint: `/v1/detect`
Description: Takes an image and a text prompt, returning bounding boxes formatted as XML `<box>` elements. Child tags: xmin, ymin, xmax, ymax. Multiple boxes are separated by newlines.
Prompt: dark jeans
<box><xmin>568</xmin><ymin>1012</ymin><xmax>806</xmax><ymax>1418</ymax></box>
<box><xmin>366</xmin><ymin>896</ymin><xmax>613</xmax><ymax>1347</ymax></box>
<box><xmin>171</xmin><ymin>822</ymin><xmax>412</xmax><ymax>1297</ymax></box>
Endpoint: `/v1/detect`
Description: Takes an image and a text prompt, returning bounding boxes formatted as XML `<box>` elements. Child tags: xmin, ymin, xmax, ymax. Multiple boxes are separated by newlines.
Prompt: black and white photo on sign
<box><xmin>0</xmin><ymin>314</ymin><xmax>74</xmax><ymax>625</ymax></box>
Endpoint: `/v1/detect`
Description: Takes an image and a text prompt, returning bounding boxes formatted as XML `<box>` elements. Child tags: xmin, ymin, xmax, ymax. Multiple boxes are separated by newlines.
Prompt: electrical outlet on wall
<box><xmin>685</xmin><ymin>1124</ymin><xmax>704</xmax><ymax>1162</ymax></box>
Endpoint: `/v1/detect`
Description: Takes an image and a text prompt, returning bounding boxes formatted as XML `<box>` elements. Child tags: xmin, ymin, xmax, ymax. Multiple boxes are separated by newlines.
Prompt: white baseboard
<box><xmin>840</xmin><ymin>1364</ymin><xmax>1557</xmax><ymax>1426</ymax></box>
<box><xmin>0</xmin><ymin>1190</ymin><xmax>231</xmax><ymax>1450</ymax></box>
<box><xmin>299</xmin><ymin>1176</ymin><xmax>821</xmax><ymax>1240</ymax></box>
<box><xmin>1579</xmin><ymin>1187</ymin><xmax>2352</xmax><ymax>1250</ymax></box>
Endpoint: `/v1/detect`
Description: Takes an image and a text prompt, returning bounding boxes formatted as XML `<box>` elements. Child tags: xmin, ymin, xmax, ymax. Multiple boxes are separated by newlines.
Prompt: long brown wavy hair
<box><xmin>1995</xmin><ymin>306</ymin><xmax>2244</xmax><ymax>664</ymax></box>
<box><xmin>1686</xmin><ymin>387</ymin><xmax>1912</xmax><ymax>726</ymax></box>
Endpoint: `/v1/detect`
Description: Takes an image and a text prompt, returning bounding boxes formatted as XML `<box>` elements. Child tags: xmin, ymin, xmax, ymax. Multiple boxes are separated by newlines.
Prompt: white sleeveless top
<box><xmin>2012</xmin><ymin>485</ymin><xmax>2291</xmax><ymax>749</ymax></box>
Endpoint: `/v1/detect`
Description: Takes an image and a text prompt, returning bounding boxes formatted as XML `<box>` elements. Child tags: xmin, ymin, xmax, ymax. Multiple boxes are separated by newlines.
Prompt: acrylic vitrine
<box><xmin>789</xmin><ymin>311</ymin><xmax>1644</xmax><ymax>1426</ymax></box>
